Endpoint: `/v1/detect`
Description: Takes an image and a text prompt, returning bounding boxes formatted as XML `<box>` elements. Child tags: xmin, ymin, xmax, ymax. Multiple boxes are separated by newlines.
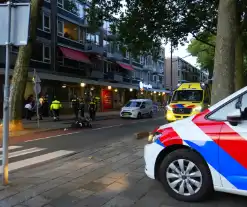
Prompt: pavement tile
<box><xmin>105</xmin><ymin>153</ymin><xmax>132</xmax><ymax>163</ymax></box>
<box><xmin>82</xmin><ymin>181</ymin><xmax>110</xmax><ymax>192</ymax></box>
<box><xmin>22</xmin><ymin>195</ymin><xmax>50</xmax><ymax>207</ymax></box>
<box><xmin>41</xmin><ymin>180</ymin><xmax>83</xmax><ymax>200</ymax></box>
<box><xmin>68</xmin><ymin>188</ymin><xmax>94</xmax><ymax>199</ymax></box>
<box><xmin>49</xmin><ymin>194</ymin><xmax>80</xmax><ymax>207</ymax></box>
<box><xmin>105</xmin><ymin>172</ymin><xmax>127</xmax><ymax>179</ymax></box>
<box><xmin>102</xmin><ymin>195</ymin><xmax>135</xmax><ymax>207</ymax></box>
<box><xmin>131</xmin><ymin>189</ymin><xmax>166</xmax><ymax>207</ymax></box>
<box><xmin>95</xmin><ymin>177</ymin><xmax>117</xmax><ymax>185</ymax></box>
<box><xmin>0</xmin><ymin>188</ymin><xmax>19</xmax><ymax>200</ymax></box>
<box><xmin>74</xmin><ymin>195</ymin><xmax>109</xmax><ymax>207</ymax></box>
<box><xmin>94</xmin><ymin>182</ymin><xmax>128</xmax><ymax>200</ymax></box>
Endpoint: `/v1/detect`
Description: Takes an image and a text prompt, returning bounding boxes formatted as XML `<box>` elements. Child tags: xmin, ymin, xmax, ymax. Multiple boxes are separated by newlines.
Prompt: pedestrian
<box><xmin>50</xmin><ymin>96</ymin><xmax>62</xmax><ymax>121</ymax></box>
<box><xmin>88</xmin><ymin>98</ymin><xmax>96</xmax><ymax>120</ymax></box>
<box><xmin>79</xmin><ymin>97</ymin><xmax>85</xmax><ymax>118</ymax></box>
<box><xmin>71</xmin><ymin>94</ymin><xmax>80</xmax><ymax>120</ymax></box>
<box><xmin>24</xmin><ymin>101</ymin><xmax>33</xmax><ymax>120</ymax></box>
<box><xmin>43</xmin><ymin>94</ymin><xmax>49</xmax><ymax>117</ymax></box>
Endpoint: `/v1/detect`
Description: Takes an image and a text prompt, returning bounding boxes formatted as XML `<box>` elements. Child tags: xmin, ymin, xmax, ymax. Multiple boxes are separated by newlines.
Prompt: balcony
<box><xmin>85</xmin><ymin>44</ymin><xmax>104</xmax><ymax>55</ymax></box>
<box><xmin>143</xmin><ymin>65</ymin><xmax>153</xmax><ymax>71</ymax></box>
<box><xmin>106</xmin><ymin>52</ymin><xmax>123</xmax><ymax>61</ymax></box>
<box><xmin>105</xmin><ymin>72</ymin><xmax>123</xmax><ymax>82</ymax></box>
<box><xmin>90</xmin><ymin>70</ymin><xmax>104</xmax><ymax>79</ymax></box>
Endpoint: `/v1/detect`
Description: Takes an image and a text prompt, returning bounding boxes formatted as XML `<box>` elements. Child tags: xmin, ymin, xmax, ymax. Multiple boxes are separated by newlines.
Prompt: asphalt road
<box><xmin>0</xmin><ymin>115</ymin><xmax>165</xmax><ymax>167</ymax></box>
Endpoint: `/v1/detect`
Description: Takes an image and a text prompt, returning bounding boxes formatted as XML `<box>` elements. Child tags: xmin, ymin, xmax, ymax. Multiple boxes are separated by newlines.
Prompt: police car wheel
<box><xmin>159</xmin><ymin>149</ymin><xmax>213</xmax><ymax>202</ymax></box>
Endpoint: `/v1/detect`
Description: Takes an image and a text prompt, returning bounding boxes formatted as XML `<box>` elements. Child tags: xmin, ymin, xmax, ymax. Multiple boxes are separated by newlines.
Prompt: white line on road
<box><xmin>25</xmin><ymin>131</ymin><xmax>81</xmax><ymax>143</ymax></box>
<box><xmin>24</xmin><ymin>117</ymin><xmax>163</xmax><ymax>143</ymax></box>
<box><xmin>0</xmin><ymin>147</ymin><xmax>45</xmax><ymax>159</ymax></box>
<box><xmin>92</xmin><ymin>124</ymin><xmax>123</xmax><ymax>131</ymax></box>
<box><xmin>0</xmin><ymin>150</ymin><xmax>74</xmax><ymax>173</ymax></box>
<box><xmin>0</xmin><ymin>146</ymin><xmax>22</xmax><ymax>152</ymax></box>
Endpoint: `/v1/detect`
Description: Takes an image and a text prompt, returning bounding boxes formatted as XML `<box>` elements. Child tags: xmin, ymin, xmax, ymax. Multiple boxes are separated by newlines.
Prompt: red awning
<box><xmin>59</xmin><ymin>47</ymin><xmax>91</xmax><ymax>64</ymax></box>
<box><xmin>116</xmin><ymin>61</ymin><xmax>134</xmax><ymax>71</ymax></box>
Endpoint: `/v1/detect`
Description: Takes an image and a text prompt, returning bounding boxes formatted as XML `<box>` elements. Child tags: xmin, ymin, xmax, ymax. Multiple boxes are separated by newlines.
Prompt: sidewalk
<box><xmin>0</xmin><ymin>137</ymin><xmax>244</xmax><ymax>207</ymax></box>
<box><xmin>0</xmin><ymin>138</ymin><xmax>154</xmax><ymax>207</ymax></box>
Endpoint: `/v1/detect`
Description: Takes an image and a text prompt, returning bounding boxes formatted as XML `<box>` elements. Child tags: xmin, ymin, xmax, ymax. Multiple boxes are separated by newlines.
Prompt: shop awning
<box><xmin>59</xmin><ymin>47</ymin><xmax>91</xmax><ymax>64</ymax></box>
<box><xmin>116</xmin><ymin>61</ymin><xmax>134</xmax><ymax>71</ymax></box>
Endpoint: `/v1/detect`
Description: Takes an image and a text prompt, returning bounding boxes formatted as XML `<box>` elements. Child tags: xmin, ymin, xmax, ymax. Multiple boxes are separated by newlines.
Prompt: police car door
<box><xmin>213</xmin><ymin>93</ymin><xmax>247</xmax><ymax>192</ymax></box>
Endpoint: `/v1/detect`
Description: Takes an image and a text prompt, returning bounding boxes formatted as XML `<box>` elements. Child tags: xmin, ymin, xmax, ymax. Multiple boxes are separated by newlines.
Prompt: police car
<box><xmin>144</xmin><ymin>86</ymin><xmax>247</xmax><ymax>202</ymax></box>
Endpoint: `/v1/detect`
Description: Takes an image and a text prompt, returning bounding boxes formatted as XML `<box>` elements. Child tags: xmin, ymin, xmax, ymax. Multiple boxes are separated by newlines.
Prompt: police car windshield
<box><xmin>171</xmin><ymin>90</ymin><xmax>203</xmax><ymax>102</ymax></box>
<box><xmin>125</xmin><ymin>101</ymin><xmax>142</xmax><ymax>107</ymax></box>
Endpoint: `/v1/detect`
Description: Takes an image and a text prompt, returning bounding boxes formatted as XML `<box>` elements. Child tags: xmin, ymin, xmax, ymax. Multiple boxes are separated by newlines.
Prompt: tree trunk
<box><xmin>211</xmin><ymin>0</ymin><xmax>236</xmax><ymax>105</ymax></box>
<box><xmin>9</xmin><ymin>0</ymin><xmax>43</xmax><ymax>131</ymax></box>
<box><xmin>235</xmin><ymin>19</ymin><xmax>245</xmax><ymax>90</ymax></box>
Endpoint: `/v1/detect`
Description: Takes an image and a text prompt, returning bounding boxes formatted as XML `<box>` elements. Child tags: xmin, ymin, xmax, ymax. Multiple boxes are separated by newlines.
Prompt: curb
<box><xmin>134</xmin><ymin>131</ymin><xmax>150</xmax><ymax>139</ymax></box>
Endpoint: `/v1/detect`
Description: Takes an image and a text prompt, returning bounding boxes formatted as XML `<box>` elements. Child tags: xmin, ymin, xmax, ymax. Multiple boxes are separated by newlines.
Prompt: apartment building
<box><xmin>165</xmin><ymin>57</ymin><xmax>209</xmax><ymax>90</ymax></box>
<box><xmin>0</xmin><ymin>0</ymin><xmax>167</xmax><ymax>114</ymax></box>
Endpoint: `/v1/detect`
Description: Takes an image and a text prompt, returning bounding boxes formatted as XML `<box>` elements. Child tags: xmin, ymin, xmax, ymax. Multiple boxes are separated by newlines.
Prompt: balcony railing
<box><xmin>85</xmin><ymin>44</ymin><xmax>104</xmax><ymax>55</ymax></box>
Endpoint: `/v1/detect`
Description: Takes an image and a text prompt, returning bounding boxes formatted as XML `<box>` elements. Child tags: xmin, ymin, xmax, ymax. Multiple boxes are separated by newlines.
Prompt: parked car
<box><xmin>120</xmin><ymin>99</ymin><xmax>153</xmax><ymax>119</ymax></box>
<box><xmin>145</xmin><ymin>86</ymin><xmax>247</xmax><ymax>202</ymax></box>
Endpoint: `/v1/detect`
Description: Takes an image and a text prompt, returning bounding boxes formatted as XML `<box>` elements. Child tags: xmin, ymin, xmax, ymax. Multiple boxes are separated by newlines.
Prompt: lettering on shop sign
<box><xmin>139</xmin><ymin>81</ymin><xmax>152</xmax><ymax>89</ymax></box>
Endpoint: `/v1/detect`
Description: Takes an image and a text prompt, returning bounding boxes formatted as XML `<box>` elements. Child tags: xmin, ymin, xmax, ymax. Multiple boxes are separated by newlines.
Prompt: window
<box><xmin>43</xmin><ymin>13</ymin><xmax>50</xmax><ymax>32</ymax></box>
<box><xmin>31</xmin><ymin>42</ymin><xmax>50</xmax><ymax>63</ymax></box>
<box><xmin>32</xmin><ymin>42</ymin><xmax>43</xmax><ymax>62</ymax></box>
<box><xmin>126</xmin><ymin>51</ymin><xmax>129</xmax><ymax>59</ymax></box>
<box><xmin>172</xmin><ymin>90</ymin><xmax>203</xmax><ymax>103</ymax></box>
<box><xmin>208</xmin><ymin>98</ymin><xmax>239</xmax><ymax>121</ymax></box>
<box><xmin>45</xmin><ymin>0</ymin><xmax>50</xmax><ymax>2</ymax></box>
<box><xmin>57</xmin><ymin>20</ymin><xmax>63</xmax><ymax>36</ymax></box>
<box><xmin>58</xmin><ymin>0</ymin><xmax>63</xmax><ymax>8</ymax></box>
<box><xmin>43</xmin><ymin>45</ymin><xmax>51</xmax><ymax>63</ymax></box>
<box><xmin>79</xmin><ymin>27</ymin><xmax>85</xmax><ymax>43</ymax></box>
<box><xmin>178</xmin><ymin>70</ymin><xmax>180</xmax><ymax>76</ymax></box>
<box><xmin>63</xmin><ymin>21</ymin><xmax>79</xmax><ymax>41</ymax></box>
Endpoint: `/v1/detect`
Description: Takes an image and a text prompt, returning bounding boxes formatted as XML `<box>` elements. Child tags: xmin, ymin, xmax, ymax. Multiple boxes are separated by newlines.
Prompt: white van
<box><xmin>120</xmin><ymin>99</ymin><xmax>153</xmax><ymax>119</ymax></box>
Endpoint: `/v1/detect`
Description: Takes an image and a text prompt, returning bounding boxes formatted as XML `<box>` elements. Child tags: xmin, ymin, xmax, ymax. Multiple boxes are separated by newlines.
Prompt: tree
<box><xmin>9</xmin><ymin>0</ymin><xmax>44</xmax><ymax>130</ymax></box>
<box><xmin>211</xmin><ymin>0</ymin><xmax>236</xmax><ymax>104</ymax></box>
<box><xmin>187</xmin><ymin>34</ymin><xmax>215</xmax><ymax>78</ymax></box>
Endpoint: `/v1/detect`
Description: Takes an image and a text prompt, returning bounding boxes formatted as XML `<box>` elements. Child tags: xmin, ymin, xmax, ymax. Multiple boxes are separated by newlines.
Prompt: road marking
<box><xmin>0</xmin><ymin>150</ymin><xmax>74</xmax><ymax>173</ymax></box>
<box><xmin>24</xmin><ymin>117</ymin><xmax>163</xmax><ymax>143</ymax></box>
<box><xmin>25</xmin><ymin>131</ymin><xmax>81</xmax><ymax>143</ymax></box>
<box><xmin>0</xmin><ymin>147</ymin><xmax>45</xmax><ymax>159</ymax></box>
<box><xmin>0</xmin><ymin>146</ymin><xmax>22</xmax><ymax>152</ymax></box>
<box><xmin>92</xmin><ymin>124</ymin><xmax>123</xmax><ymax>131</ymax></box>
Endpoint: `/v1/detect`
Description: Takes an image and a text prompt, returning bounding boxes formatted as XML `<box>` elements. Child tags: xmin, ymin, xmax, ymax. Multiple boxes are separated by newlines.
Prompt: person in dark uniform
<box><xmin>79</xmin><ymin>97</ymin><xmax>85</xmax><ymax>118</ymax></box>
<box><xmin>71</xmin><ymin>94</ymin><xmax>80</xmax><ymax>120</ymax></box>
<box><xmin>88</xmin><ymin>98</ymin><xmax>96</xmax><ymax>120</ymax></box>
<box><xmin>43</xmin><ymin>94</ymin><xmax>49</xmax><ymax>117</ymax></box>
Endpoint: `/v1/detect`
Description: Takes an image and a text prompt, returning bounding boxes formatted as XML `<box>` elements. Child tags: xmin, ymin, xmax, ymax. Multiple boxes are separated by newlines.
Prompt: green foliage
<box><xmin>187</xmin><ymin>33</ymin><xmax>215</xmax><ymax>77</ymax></box>
<box><xmin>114</xmin><ymin>0</ymin><xmax>218</xmax><ymax>55</ymax></box>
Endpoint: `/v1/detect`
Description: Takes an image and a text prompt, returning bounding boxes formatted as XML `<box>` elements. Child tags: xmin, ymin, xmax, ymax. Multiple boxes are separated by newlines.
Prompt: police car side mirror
<box><xmin>227</xmin><ymin>110</ymin><xmax>242</xmax><ymax>126</ymax></box>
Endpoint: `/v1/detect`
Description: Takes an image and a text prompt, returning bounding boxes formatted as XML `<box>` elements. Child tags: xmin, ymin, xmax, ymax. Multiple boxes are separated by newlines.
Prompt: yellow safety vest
<box><xmin>50</xmin><ymin>100</ymin><xmax>62</xmax><ymax>110</ymax></box>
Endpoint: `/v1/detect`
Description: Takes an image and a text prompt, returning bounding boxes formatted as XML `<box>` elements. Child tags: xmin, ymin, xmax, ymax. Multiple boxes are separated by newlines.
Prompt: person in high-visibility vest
<box><xmin>50</xmin><ymin>96</ymin><xmax>62</xmax><ymax>121</ymax></box>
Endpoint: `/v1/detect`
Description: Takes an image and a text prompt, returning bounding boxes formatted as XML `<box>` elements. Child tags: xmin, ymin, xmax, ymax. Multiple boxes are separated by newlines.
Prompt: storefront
<box><xmin>138</xmin><ymin>81</ymin><xmax>171</xmax><ymax>103</ymax></box>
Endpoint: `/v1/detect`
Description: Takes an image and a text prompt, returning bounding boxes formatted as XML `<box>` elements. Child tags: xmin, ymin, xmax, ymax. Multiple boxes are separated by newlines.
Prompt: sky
<box><xmin>164</xmin><ymin>34</ymin><xmax>198</xmax><ymax>68</ymax></box>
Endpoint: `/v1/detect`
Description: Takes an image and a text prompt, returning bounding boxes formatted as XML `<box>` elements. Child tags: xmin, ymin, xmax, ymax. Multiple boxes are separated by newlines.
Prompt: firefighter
<box><xmin>50</xmin><ymin>96</ymin><xmax>62</xmax><ymax>121</ymax></box>
<box><xmin>88</xmin><ymin>98</ymin><xmax>96</xmax><ymax>120</ymax></box>
<box><xmin>71</xmin><ymin>94</ymin><xmax>80</xmax><ymax>120</ymax></box>
<box><xmin>79</xmin><ymin>97</ymin><xmax>85</xmax><ymax>118</ymax></box>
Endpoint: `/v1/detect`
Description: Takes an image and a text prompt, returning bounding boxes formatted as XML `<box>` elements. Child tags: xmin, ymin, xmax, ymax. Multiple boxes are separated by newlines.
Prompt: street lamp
<box><xmin>130</xmin><ymin>88</ymin><xmax>133</xmax><ymax>92</ymax></box>
<box><xmin>108</xmin><ymin>86</ymin><xmax>112</xmax><ymax>90</ymax></box>
<box><xmin>80</xmin><ymin>82</ymin><xmax>86</xmax><ymax>87</ymax></box>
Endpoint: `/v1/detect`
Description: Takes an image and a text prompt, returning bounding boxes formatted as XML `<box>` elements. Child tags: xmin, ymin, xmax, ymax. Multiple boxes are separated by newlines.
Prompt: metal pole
<box><xmin>34</xmin><ymin>69</ymin><xmax>40</xmax><ymax>128</ymax></box>
<box><xmin>2</xmin><ymin>0</ymin><xmax>12</xmax><ymax>185</ymax></box>
<box><xmin>170</xmin><ymin>42</ymin><xmax>173</xmax><ymax>91</ymax></box>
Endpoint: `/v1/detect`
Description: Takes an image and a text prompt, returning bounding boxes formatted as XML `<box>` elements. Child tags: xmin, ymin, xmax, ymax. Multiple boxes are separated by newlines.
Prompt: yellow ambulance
<box><xmin>165</xmin><ymin>82</ymin><xmax>211</xmax><ymax>122</ymax></box>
